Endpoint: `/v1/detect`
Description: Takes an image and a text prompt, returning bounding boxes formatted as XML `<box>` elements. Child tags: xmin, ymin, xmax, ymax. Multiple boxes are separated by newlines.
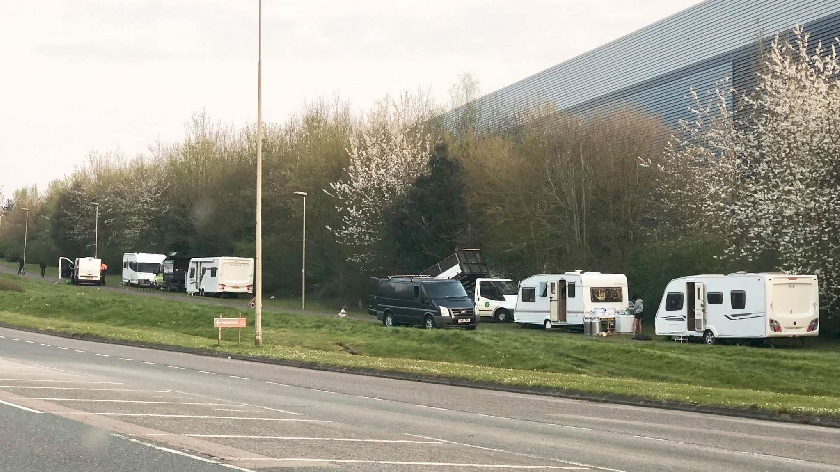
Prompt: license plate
<box><xmin>458</xmin><ymin>318</ymin><xmax>470</xmax><ymax>324</ymax></box>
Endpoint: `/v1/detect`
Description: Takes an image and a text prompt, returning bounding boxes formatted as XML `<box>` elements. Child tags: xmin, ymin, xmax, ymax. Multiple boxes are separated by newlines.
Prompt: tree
<box><xmin>665</xmin><ymin>26</ymin><xmax>840</xmax><ymax>322</ymax></box>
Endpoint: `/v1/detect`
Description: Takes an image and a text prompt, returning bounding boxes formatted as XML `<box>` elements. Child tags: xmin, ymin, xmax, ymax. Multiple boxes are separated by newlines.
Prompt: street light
<box><xmin>294</xmin><ymin>191</ymin><xmax>307</xmax><ymax>310</ymax></box>
<box><xmin>20</xmin><ymin>207</ymin><xmax>30</xmax><ymax>267</ymax></box>
<box><xmin>90</xmin><ymin>202</ymin><xmax>100</xmax><ymax>258</ymax></box>
<box><xmin>254</xmin><ymin>0</ymin><xmax>264</xmax><ymax>346</ymax></box>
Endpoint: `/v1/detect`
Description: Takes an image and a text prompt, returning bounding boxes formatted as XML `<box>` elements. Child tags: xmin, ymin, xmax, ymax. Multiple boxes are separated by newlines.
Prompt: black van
<box><xmin>370</xmin><ymin>276</ymin><xmax>477</xmax><ymax>329</ymax></box>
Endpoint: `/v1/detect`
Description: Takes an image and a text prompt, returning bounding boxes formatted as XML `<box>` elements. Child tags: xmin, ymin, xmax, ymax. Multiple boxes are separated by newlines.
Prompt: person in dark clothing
<box><xmin>17</xmin><ymin>259</ymin><xmax>25</xmax><ymax>275</ymax></box>
<box><xmin>39</xmin><ymin>262</ymin><xmax>47</xmax><ymax>277</ymax></box>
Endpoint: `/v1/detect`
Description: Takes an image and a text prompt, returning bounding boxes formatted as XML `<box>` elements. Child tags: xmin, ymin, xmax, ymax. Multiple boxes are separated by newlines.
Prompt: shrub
<box><xmin>0</xmin><ymin>279</ymin><xmax>25</xmax><ymax>293</ymax></box>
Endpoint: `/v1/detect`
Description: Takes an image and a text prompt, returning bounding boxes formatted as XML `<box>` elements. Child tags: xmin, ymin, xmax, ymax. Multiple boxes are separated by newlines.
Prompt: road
<box><xmin>0</xmin><ymin>326</ymin><xmax>838</xmax><ymax>471</ymax></box>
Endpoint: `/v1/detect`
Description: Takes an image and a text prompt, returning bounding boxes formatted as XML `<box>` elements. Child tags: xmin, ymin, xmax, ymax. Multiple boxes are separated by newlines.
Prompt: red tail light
<box><xmin>807</xmin><ymin>318</ymin><xmax>819</xmax><ymax>332</ymax></box>
<box><xmin>219</xmin><ymin>284</ymin><xmax>226</xmax><ymax>291</ymax></box>
<box><xmin>246</xmin><ymin>285</ymin><xmax>252</xmax><ymax>292</ymax></box>
<box><xmin>769</xmin><ymin>319</ymin><xmax>782</xmax><ymax>333</ymax></box>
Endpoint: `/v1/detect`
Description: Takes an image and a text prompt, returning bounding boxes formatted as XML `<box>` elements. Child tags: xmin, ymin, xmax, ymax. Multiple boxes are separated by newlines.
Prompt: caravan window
<box><xmin>567</xmin><ymin>282</ymin><xmax>576</xmax><ymax>298</ymax></box>
<box><xmin>591</xmin><ymin>287</ymin><xmax>622</xmax><ymax>302</ymax></box>
<box><xmin>539</xmin><ymin>282</ymin><xmax>548</xmax><ymax>298</ymax></box>
<box><xmin>189</xmin><ymin>268</ymin><xmax>195</xmax><ymax>279</ymax></box>
<box><xmin>129</xmin><ymin>261</ymin><xmax>137</xmax><ymax>271</ymax></box>
<box><xmin>522</xmin><ymin>287</ymin><xmax>536</xmax><ymax>303</ymax></box>
<box><xmin>665</xmin><ymin>292</ymin><xmax>684</xmax><ymax>311</ymax></box>
<box><xmin>730</xmin><ymin>290</ymin><xmax>746</xmax><ymax>309</ymax></box>
<box><xmin>123</xmin><ymin>261</ymin><xmax>128</xmax><ymax>269</ymax></box>
<box><xmin>707</xmin><ymin>292</ymin><xmax>723</xmax><ymax>305</ymax></box>
<box><xmin>210</xmin><ymin>268</ymin><xmax>218</xmax><ymax>277</ymax></box>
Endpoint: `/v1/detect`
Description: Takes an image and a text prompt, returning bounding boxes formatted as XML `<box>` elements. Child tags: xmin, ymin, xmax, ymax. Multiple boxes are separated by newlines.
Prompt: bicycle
<box><xmin>18</xmin><ymin>267</ymin><xmax>26</xmax><ymax>276</ymax></box>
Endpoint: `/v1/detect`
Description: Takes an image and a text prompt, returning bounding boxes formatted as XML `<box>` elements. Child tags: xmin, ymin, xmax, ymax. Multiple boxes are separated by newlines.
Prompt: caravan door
<box><xmin>186</xmin><ymin>262</ymin><xmax>198</xmax><ymax>294</ymax></box>
<box><xmin>549</xmin><ymin>280</ymin><xmax>567</xmax><ymax>322</ymax></box>
<box><xmin>686</xmin><ymin>282</ymin><xmax>705</xmax><ymax>332</ymax></box>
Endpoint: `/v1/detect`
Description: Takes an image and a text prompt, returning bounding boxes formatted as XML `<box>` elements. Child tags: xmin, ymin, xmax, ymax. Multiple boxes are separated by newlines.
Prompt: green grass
<box><xmin>1</xmin><ymin>272</ymin><xmax>839</xmax><ymax>417</ymax></box>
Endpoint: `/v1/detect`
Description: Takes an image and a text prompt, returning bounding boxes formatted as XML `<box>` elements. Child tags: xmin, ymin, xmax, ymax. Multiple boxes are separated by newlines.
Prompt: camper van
<box><xmin>186</xmin><ymin>257</ymin><xmax>254</xmax><ymax>297</ymax></box>
<box><xmin>370</xmin><ymin>276</ymin><xmax>477</xmax><ymax>329</ymax></box>
<box><xmin>655</xmin><ymin>273</ymin><xmax>820</xmax><ymax>344</ymax></box>
<box><xmin>122</xmin><ymin>253</ymin><xmax>166</xmax><ymax>287</ymax></box>
<box><xmin>72</xmin><ymin>257</ymin><xmax>102</xmax><ymax>285</ymax></box>
<box><xmin>514</xmin><ymin>272</ymin><xmax>629</xmax><ymax>329</ymax></box>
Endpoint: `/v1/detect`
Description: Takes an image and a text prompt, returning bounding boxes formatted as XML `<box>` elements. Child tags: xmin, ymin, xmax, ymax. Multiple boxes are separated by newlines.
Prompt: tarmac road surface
<box><xmin>0</xmin><ymin>325</ymin><xmax>839</xmax><ymax>472</ymax></box>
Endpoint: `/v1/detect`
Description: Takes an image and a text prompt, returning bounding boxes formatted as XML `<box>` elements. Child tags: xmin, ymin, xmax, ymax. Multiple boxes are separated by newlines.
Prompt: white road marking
<box><xmin>235</xmin><ymin>458</ymin><xmax>585</xmax><ymax>469</ymax></box>
<box><xmin>405</xmin><ymin>435</ymin><xmax>626</xmax><ymax>472</ymax></box>
<box><xmin>63</xmin><ymin>413</ymin><xmax>330</xmax><ymax>421</ymax></box>
<box><xmin>30</xmin><ymin>399</ymin><xmax>239</xmax><ymax>406</ymax></box>
<box><xmin>12</xmin><ymin>339</ymin><xmax>19</xmax><ymax>341</ymax></box>
<box><xmin>24</xmin><ymin>340</ymin><xmax>34</xmax><ymax>344</ymax></box>
<box><xmin>112</xmin><ymin>434</ymin><xmax>256</xmax><ymax>472</ymax></box>
<box><xmin>175</xmin><ymin>435</ymin><xmax>445</xmax><ymax>444</ymax></box>
<box><xmin>0</xmin><ymin>399</ymin><xmax>43</xmax><ymax>414</ymax></box>
<box><xmin>57</xmin><ymin>347</ymin><xmax>68</xmax><ymax>350</ymax></box>
<box><xmin>0</xmin><ymin>386</ymin><xmax>160</xmax><ymax>392</ymax></box>
<box><xmin>143</xmin><ymin>361</ymin><xmax>155</xmax><ymax>365</ymax></box>
<box><xmin>74</xmin><ymin>350</ymin><xmax>85</xmax><ymax>353</ymax></box>
<box><xmin>0</xmin><ymin>379</ymin><xmax>122</xmax><ymax>384</ymax></box>
<box><xmin>198</xmin><ymin>371</ymin><xmax>211</xmax><ymax>374</ymax></box>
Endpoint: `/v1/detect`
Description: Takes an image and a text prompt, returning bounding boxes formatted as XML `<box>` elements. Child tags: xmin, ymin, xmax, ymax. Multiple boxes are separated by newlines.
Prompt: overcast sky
<box><xmin>0</xmin><ymin>0</ymin><xmax>703</xmax><ymax>197</ymax></box>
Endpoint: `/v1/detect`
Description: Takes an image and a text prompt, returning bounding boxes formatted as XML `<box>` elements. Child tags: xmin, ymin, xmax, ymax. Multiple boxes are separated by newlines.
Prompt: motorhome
<box><xmin>122</xmin><ymin>253</ymin><xmax>166</xmax><ymax>287</ymax></box>
<box><xmin>72</xmin><ymin>257</ymin><xmax>102</xmax><ymax>285</ymax></box>
<box><xmin>370</xmin><ymin>276</ymin><xmax>477</xmax><ymax>329</ymax></box>
<box><xmin>654</xmin><ymin>272</ymin><xmax>820</xmax><ymax>344</ymax></box>
<box><xmin>186</xmin><ymin>257</ymin><xmax>254</xmax><ymax>297</ymax></box>
<box><xmin>422</xmin><ymin>249</ymin><xmax>517</xmax><ymax>322</ymax></box>
<box><xmin>514</xmin><ymin>272</ymin><xmax>629</xmax><ymax>329</ymax></box>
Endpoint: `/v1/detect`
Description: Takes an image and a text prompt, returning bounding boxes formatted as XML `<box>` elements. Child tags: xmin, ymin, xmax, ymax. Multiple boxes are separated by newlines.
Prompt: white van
<box><xmin>73</xmin><ymin>257</ymin><xmax>102</xmax><ymax>285</ymax></box>
<box><xmin>655</xmin><ymin>272</ymin><xmax>820</xmax><ymax>344</ymax></box>
<box><xmin>186</xmin><ymin>257</ymin><xmax>254</xmax><ymax>297</ymax></box>
<box><xmin>514</xmin><ymin>272</ymin><xmax>629</xmax><ymax>329</ymax></box>
<box><xmin>474</xmin><ymin>278</ymin><xmax>518</xmax><ymax>322</ymax></box>
<box><xmin>122</xmin><ymin>253</ymin><xmax>166</xmax><ymax>287</ymax></box>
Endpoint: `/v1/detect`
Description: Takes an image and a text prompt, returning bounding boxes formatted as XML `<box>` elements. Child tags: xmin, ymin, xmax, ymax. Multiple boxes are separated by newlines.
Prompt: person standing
<box><xmin>630</xmin><ymin>295</ymin><xmax>644</xmax><ymax>335</ymax></box>
<box><xmin>100</xmin><ymin>261</ymin><xmax>108</xmax><ymax>286</ymax></box>
<box><xmin>39</xmin><ymin>262</ymin><xmax>46</xmax><ymax>278</ymax></box>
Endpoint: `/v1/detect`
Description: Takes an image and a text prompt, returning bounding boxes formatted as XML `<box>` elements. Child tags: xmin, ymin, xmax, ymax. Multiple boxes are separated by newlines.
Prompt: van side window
<box><xmin>665</xmin><ymin>292</ymin><xmax>684</xmax><ymax>311</ymax></box>
<box><xmin>188</xmin><ymin>268</ymin><xmax>195</xmax><ymax>278</ymax></box>
<box><xmin>707</xmin><ymin>292</ymin><xmax>723</xmax><ymax>304</ymax></box>
<box><xmin>730</xmin><ymin>290</ymin><xmax>746</xmax><ymax>309</ymax></box>
<box><xmin>413</xmin><ymin>285</ymin><xmax>420</xmax><ymax>299</ymax></box>
<box><xmin>124</xmin><ymin>262</ymin><xmax>128</xmax><ymax>269</ymax></box>
<box><xmin>522</xmin><ymin>287</ymin><xmax>536</xmax><ymax>303</ymax></box>
<box><xmin>539</xmin><ymin>282</ymin><xmax>548</xmax><ymax>298</ymax></box>
<box><xmin>567</xmin><ymin>282</ymin><xmax>575</xmax><ymax>298</ymax></box>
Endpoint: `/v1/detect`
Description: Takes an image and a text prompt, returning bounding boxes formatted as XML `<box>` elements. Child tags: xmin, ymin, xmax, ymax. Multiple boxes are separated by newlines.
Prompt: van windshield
<box><xmin>137</xmin><ymin>263</ymin><xmax>161</xmax><ymax>274</ymax></box>
<box><xmin>424</xmin><ymin>282</ymin><xmax>468</xmax><ymax>299</ymax></box>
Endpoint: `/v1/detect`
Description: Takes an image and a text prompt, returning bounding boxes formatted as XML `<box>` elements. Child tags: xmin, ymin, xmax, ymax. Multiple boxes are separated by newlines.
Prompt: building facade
<box><xmin>447</xmin><ymin>0</ymin><xmax>840</xmax><ymax>131</ymax></box>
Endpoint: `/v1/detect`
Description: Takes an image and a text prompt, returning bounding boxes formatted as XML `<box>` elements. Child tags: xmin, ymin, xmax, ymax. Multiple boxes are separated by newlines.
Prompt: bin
<box><xmin>615</xmin><ymin>315</ymin><xmax>634</xmax><ymax>334</ymax></box>
<box><xmin>588</xmin><ymin>317</ymin><xmax>601</xmax><ymax>335</ymax></box>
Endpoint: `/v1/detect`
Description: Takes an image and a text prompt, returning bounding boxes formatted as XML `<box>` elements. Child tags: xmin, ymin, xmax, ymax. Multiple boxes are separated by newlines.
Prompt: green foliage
<box><xmin>0</xmin><ymin>278</ymin><xmax>24</xmax><ymax>292</ymax></box>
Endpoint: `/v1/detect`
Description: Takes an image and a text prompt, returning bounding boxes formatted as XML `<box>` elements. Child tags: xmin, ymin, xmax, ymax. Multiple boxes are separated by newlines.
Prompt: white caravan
<box><xmin>73</xmin><ymin>257</ymin><xmax>102</xmax><ymax>285</ymax></box>
<box><xmin>514</xmin><ymin>272</ymin><xmax>629</xmax><ymax>329</ymax></box>
<box><xmin>122</xmin><ymin>253</ymin><xmax>166</xmax><ymax>287</ymax></box>
<box><xmin>655</xmin><ymin>272</ymin><xmax>820</xmax><ymax>344</ymax></box>
<box><xmin>186</xmin><ymin>257</ymin><xmax>254</xmax><ymax>297</ymax></box>
<box><xmin>474</xmin><ymin>279</ymin><xmax>518</xmax><ymax>322</ymax></box>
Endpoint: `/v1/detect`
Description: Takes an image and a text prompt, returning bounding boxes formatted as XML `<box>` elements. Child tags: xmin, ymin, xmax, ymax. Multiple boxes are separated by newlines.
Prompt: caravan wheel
<box><xmin>704</xmin><ymin>330</ymin><xmax>717</xmax><ymax>345</ymax></box>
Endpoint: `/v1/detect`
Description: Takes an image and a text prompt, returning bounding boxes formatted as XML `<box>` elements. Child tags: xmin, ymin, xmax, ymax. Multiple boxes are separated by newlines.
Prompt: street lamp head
<box><xmin>294</xmin><ymin>191</ymin><xmax>308</xmax><ymax>197</ymax></box>
<box><xmin>20</xmin><ymin>207</ymin><xmax>30</xmax><ymax>212</ymax></box>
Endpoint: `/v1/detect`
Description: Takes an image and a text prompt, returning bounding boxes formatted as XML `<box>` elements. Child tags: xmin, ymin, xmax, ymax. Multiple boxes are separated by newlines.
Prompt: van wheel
<box><xmin>424</xmin><ymin>316</ymin><xmax>436</xmax><ymax>330</ymax></box>
<box><xmin>704</xmin><ymin>330</ymin><xmax>717</xmax><ymax>345</ymax></box>
<box><xmin>383</xmin><ymin>312</ymin><xmax>394</xmax><ymax>327</ymax></box>
<box><xmin>494</xmin><ymin>309</ymin><xmax>511</xmax><ymax>323</ymax></box>
<box><xmin>544</xmin><ymin>320</ymin><xmax>552</xmax><ymax>330</ymax></box>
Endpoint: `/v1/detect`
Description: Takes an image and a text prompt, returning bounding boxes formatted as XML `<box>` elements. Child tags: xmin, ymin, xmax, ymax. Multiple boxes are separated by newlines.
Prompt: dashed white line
<box><xmin>0</xmin><ymin>399</ymin><xmax>43</xmax><ymax>414</ymax></box>
<box><xmin>112</xmin><ymin>434</ymin><xmax>256</xmax><ymax>472</ymax></box>
<box><xmin>143</xmin><ymin>362</ymin><xmax>155</xmax><ymax>365</ymax></box>
<box><xmin>12</xmin><ymin>339</ymin><xmax>19</xmax><ymax>341</ymax></box>
<box><xmin>234</xmin><ymin>458</ymin><xmax>585</xmax><ymax>469</ymax></box>
<box><xmin>30</xmin><ymin>399</ymin><xmax>238</xmax><ymax>406</ymax></box>
<box><xmin>0</xmin><ymin>379</ymin><xmax>122</xmax><ymax>384</ymax></box>
<box><xmin>180</xmin><ymin>435</ymin><xmax>444</xmax><ymax>444</ymax></box>
<box><xmin>63</xmin><ymin>413</ymin><xmax>329</xmax><ymax>421</ymax></box>
<box><xmin>24</xmin><ymin>340</ymin><xmax>34</xmax><ymax>344</ymax></box>
<box><xmin>74</xmin><ymin>350</ymin><xmax>85</xmax><ymax>353</ymax></box>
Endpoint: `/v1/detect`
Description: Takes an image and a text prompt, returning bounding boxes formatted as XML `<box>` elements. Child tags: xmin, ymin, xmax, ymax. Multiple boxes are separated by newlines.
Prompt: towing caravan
<box><xmin>655</xmin><ymin>273</ymin><xmax>819</xmax><ymax>344</ymax></box>
<box><xmin>514</xmin><ymin>272</ymin><xmax>628</xmax><ymax>329</ymax></box>
<box><xmin>186</xmin><ymin>257</ymin><xmax>254</xmax><ymax>297</ymax></box>
<box><xmin>122</xmin><ymin>253</ymin><xmax>166</xmax><ymax>287</ymax></box>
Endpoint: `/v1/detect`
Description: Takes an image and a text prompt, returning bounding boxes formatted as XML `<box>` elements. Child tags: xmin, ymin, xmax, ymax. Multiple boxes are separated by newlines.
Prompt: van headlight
<box><xmin>439</xmin><ymin>306</ymin><xmax>451</xmax><ymax>317</ymax></box>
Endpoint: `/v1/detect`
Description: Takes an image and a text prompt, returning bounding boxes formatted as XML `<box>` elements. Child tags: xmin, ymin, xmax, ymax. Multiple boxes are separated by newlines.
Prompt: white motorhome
<box><xmin>474</xmin><ymin>279</ymin><xmax>518</xmax><ymax>322</ymax></box>
<box><xmin>514</xmin><ymin>272</ymin><xmax>629</xmax><ymax>329</ymax></box>
<box><xmin>73</xmin><ymin>257</ymin><xmax>102</xmax><ymax>285</ymax></box>
<box><xmin>655</xmin><ymin>272</ymin><xmax>820</xmax><ymax>344</ymax></box>
<box><xmin>186</xmin><ymin>257</ymin><xmax>254</xmax><ymax>297</ymax></box>
<box><xmin>122</xmin><ymin>253</ymin><xmax>166</xmax><ymax>287</ymax></box>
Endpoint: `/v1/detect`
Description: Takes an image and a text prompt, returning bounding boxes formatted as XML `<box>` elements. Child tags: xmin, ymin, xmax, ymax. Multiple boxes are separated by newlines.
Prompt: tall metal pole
<box><xmin>22</xmin><ymin>208</ymin><xmax>30</xmax><ymax>267</ymax></box>
<box><xmin>302</xmin><ymin>194</ymin><xmax>306</xmax><ymax>310</ymax></box>
<box><xmin>254</xmin><ymin>0</ymin><xmax>264</xmax><ymax>346</ymax></box>
<box><xmin>94</xmin><ymin>203</ymin><xmax>99</xmax><ymax>258</ymax></box>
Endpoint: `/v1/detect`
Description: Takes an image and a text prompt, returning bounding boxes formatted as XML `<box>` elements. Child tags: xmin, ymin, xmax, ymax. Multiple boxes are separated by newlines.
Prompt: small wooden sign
<box><xmin>215</xmin><ymin>315</ymin><xmax>247</xmax><ymax>346</ymax></box>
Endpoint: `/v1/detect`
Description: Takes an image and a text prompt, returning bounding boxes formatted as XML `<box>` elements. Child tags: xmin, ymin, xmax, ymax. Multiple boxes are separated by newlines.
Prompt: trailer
<box><xmin>654</xmin><ymin>272</ymin><xmax>819</xmax><ymax>344</ymax></box>
<box><xmin>122</xmin><ymin>253</ymin><xmax>166</xmax><ymax>287</ymax></box>
<box><xmin>162</xmin><ymin>256</ymin><xmax>190</xmax><ymax>292</ymax></box>
<box><xmin>186</xmin><ymin>257</ymin><xmax>254</xmax><ymax>297</ymax></box>
<box><xmin>514</xmin><ymin>272</ymin><xmax>628</xmax><ymax>329</ymax></box>
<box><xmin>73</xmin><ymin>257</ymin><xmax>102</xmax><ymax>286</ymax></box>
<box><xmin>421</xmin><ymin>249</ymin><xmax>517</xmax><ymax>322</ymax></box>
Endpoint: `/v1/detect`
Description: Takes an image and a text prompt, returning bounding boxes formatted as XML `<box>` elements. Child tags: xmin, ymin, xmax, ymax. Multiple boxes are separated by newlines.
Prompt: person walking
<box><xmin>100</xmin><ymin>262</ymin><xmax>108</xmax><ymax>286</ymax></box>
<box><xmin>630</xmin><ymin>295</ymin><xmax>644</xmax><ymax>335</ymax></box>
<box><xmin>17</xmin><ymin>259</ymin><xmax>25</xmax><ymax>275</ymax></box>
<box><xmin>39</xmin><ymin>262</ymin><xmax>46</xmax><ymax>278</ymax></box>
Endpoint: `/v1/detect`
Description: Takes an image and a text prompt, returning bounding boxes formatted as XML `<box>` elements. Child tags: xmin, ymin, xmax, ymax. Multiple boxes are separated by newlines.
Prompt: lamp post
<box><xmin>294</xmin><ymin>192</ymin><xmax>307</xmax><ymax>310</ymax></box>
<box><xmin>254</xmin><ymin>0</ymin><xmax>264</xmax><ymax>346</ymax></box>
<box><xmin>21</xmin><ymin>207</ymin><xmax>30</xmax><ymax>267</ymax></box>
<box><xmin>91</xmin><ymin>202</ymin><xmax>100</xmax><ymax>258</ymax></box>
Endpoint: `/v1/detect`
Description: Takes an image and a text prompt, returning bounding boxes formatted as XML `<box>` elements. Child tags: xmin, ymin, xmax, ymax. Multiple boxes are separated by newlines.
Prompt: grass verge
<box><xmin>1</xmin><ymin>273</ymin><xmax>838</xmax><ymax>418</ymax></box>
